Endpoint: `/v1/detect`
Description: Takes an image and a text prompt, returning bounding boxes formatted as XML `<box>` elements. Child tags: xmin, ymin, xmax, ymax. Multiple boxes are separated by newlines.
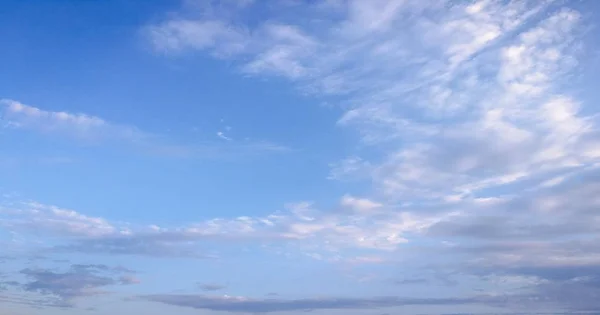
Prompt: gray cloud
<box><xmin>0</xmin><ymin>280</ymin><xmax>20</xmax><ymax>290</ymax></box>
<box><xmin>198</xmin><ymin>283</ymin><xmax>226</xmax><ymax>291</ymax></box>
<box><xmin>141</xmin><ymin>292</ymin><xmax>599</xmax><ymax>313</ymax></box>
<box><xmin>428</xmin><ymin>173</ymin><xmax>600</xmax><ymax>241</ymax></box>
<box><xmin>0</xmin><ymin>293</ymin><xmax>66</xmax><ymax>309</ymax></box>
<box><xmin>21</xmin><ymin>268</ymin><xmax>114</xmax><ymax>299</ymax></box>
<box><xmin>392</xmin><ymin>278</ymin><xmax>428</xmax><ymax>285</ymax></box>
<box><xmin>531</xmin><ymin>281</ymin><xmax>600</xmax><ymax>311</ymax></box>
<box><xmin>470</xmin><ymin>262</ymin><xmax>600</xmax><ymax>311</ymax></box>
<box><xmin>10</xmin><ymin>264</ymin><xmax>139</xmax><ymax>307</ymax></box>
<box><xmin>119</xmin><ymin>275</ymin><xmax>141</xmax><ymax>285</ymax></box>
<box><xmin>139</xmin><ymin>294</ymin><xmax>480</xmax><ymax>313</ymax></box>
<box><xmin>391</xmin><ymin>273</ymin><xmax>458</xmax><ymax>288</ymax></box>
<box><xmin>70</xmin><ymin>264</ymin><xmax>136</xmax><ymax>274</ymax></box>
<box><xmin>418</xmin><ymin>168</ymin><xmax>600</xmax><ymax>312</ymax></box>
<box><xmin>0</xmin><ymin>255</ymin><xmax>15</xmax><ymax>263</ymax></box>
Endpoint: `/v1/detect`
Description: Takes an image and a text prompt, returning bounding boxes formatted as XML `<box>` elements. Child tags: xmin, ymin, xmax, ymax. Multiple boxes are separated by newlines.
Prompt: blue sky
<box><xmin>2</xmin><ymin>0</ymin><xmax>600</xmax><ymax>314</ymax></box>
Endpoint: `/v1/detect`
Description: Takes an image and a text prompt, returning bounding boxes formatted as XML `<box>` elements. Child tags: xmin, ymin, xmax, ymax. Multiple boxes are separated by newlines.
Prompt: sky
<box><xmin>1</xmin><ymin>0</ymin><xmax>600</xmax><ymax>314</ymax></box>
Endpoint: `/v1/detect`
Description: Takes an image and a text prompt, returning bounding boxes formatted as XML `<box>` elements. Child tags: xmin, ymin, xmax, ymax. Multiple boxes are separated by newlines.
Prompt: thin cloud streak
<box><xmin>0</xmin><ymin>99</ymin><xmax>290</xmax><ymax>158</ymax></box>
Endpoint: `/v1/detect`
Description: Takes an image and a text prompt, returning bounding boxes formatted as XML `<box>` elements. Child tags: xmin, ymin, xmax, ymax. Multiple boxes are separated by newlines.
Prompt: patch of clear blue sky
<box><xmin>0</xmin><ymin>0</ymin><xmax>367</xmax><ymax>224</ymax></box>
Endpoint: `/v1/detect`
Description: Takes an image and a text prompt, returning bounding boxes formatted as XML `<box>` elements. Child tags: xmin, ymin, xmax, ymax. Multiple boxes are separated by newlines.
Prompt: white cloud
<box><xmin>147</xmin><ymin>19</ymin><xmax>248</xmax><ymax>56</ymax></box>
<box><xmin>0</xmin><ymin>201</ymin><xmax>120</xmax><ymax>238</ymax></box>
<box><xmin>0</xmin><ymin>99</ymin><xmax>145</xmax><ymax>143</ymax></box>
<box><xmin>216</xmin><ymin>131</ymin><xmax>232</xmax><ymax>141</ymax></box>
<box><xmin>0</xmin><ymin>99</ymin><xmax>289</xmax><ymax>158</ymax></box>
<box><xmin>340</xmin><ymin>194</ymin><xmax>382</xmax><ymax>213</ymax></box>
<box><xmin>0</xmin><ymin>196</ymin><xmax>448</xmax><ymax>257</ymax></box>
<box><xmin>327</xmin><ymin>156</ymin><xmax>371</xmax><ymax>180</ymax></box>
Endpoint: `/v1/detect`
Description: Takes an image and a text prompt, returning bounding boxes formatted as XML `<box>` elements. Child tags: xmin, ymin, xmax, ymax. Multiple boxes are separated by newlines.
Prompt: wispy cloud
<box><xmin>0</xmin><ymin>99</ymin><xmax>145</xmax><ymax>143</ymax></box>
<box><xmin>340</xmin><ymin>194</ymin><xmax>382</xmax><ymax>213</ymax></box>
<box><xmin>0</xmin><ymin>99</ymin><xmax>289</xmax><ymax>158</ymax></box>
<box><xmin>216</xmin><ymin>131</ymin><xmax>232</xmax><ymax>141</ymax></box>
<box><xmin>0</xmin><ymin>197</ymin><xmax>447</xmax><ymax>258</ymax></box>
<box><xmin>0</xmin><ymin>201</ymin><xmax>122</xmax><ymax>238</ymax></box>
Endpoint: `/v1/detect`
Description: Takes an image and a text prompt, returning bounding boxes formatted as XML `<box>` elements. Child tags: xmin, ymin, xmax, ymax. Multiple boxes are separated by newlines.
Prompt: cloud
<box><xmin>1</xmin><ymin>197</ymin><xmax>450</xmax><ymax>259</ymax></box>
<box><xmin>428</xmin><ymin>167</ymin><xmax>600</xmax><ymax>242</ymax></box>
<box><xmin>0</xmin><ymin>201</ymin><xmax>121</xmax><ymax>238</ymax></box>
<box><xmin>119</xmin><ymin>275</ymin><xmax>141</xmax><ymax>285</ymax></box>
<box><xmin>148</xmin><ymin>19</ymin><xmax>246</xmax><ymax>54</ymax></box>
<box><xmin>0</xmin><ymin>99</ymin><xmax>289</xmax><ymax>158</ymax></box>
<box><xmin>50</xmin><ymin>206</ymin><xmax>435</xmax><ymax>256</ymax></box>
<box><xmin>139</xmin><ymin>290</ymin><xmax>594</xmax><ymax>313</ymax></box>
<box><xmin>328</xmin><ymin>156</ymin><xmax>372</xmax><ymax>181</ymax></box>
<box><xmin>198</xmin><ymin>283</ymin><xmax>226</xmax><ymax>292</ymax></box>
<box><xmin>0</xmin><ymin>99</ymin><xmax>145</xmax><ymax>143</ymax></box>
<box><xmin>392</xmin><ymin>278</ymin><xmax>428</xmax><ymax>285</ymax></box>
<box><xmin>54</xmin><ymin>236</ymin><xmax>215</xmax><ymax>259</ymax></box>
<box><xmin>340</xmin><ymin>194</ymin><xmax>382</xmax><ymax>213</ymax></box>
<box><xmin>12</xmin><ymin>264</ymin><xmax>138</xmax><ymax>307</ymax></box>
<box><xmin>417</xmin><ymin>167</ymin><xmax>600</xmax><ymax>311</ymax></box>
<box><xmin>216</xmin><ymin>131</ymin><xmax>232</xmax><ymax>141</ymax></box>
<box><xmin>139</xmin><ymin>294</ymin><xmax>480</xmax><ymax>313</ymax></box>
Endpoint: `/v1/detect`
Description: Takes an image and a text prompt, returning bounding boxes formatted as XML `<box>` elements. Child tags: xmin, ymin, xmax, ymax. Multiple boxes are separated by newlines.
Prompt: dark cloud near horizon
<box><xmin>2</xmin><ymin>264</ymin><xmax>139</xmax><ymax>308</ymax></box>
<box><xmin>142</xmin><ymin>292</ymin><xmax>600</xmax><ymax>313</ymax></box>
<box><xmin>139</xmin><ymin>294</ymin><xmax>484</xmax><ymax>313</ymax></box>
